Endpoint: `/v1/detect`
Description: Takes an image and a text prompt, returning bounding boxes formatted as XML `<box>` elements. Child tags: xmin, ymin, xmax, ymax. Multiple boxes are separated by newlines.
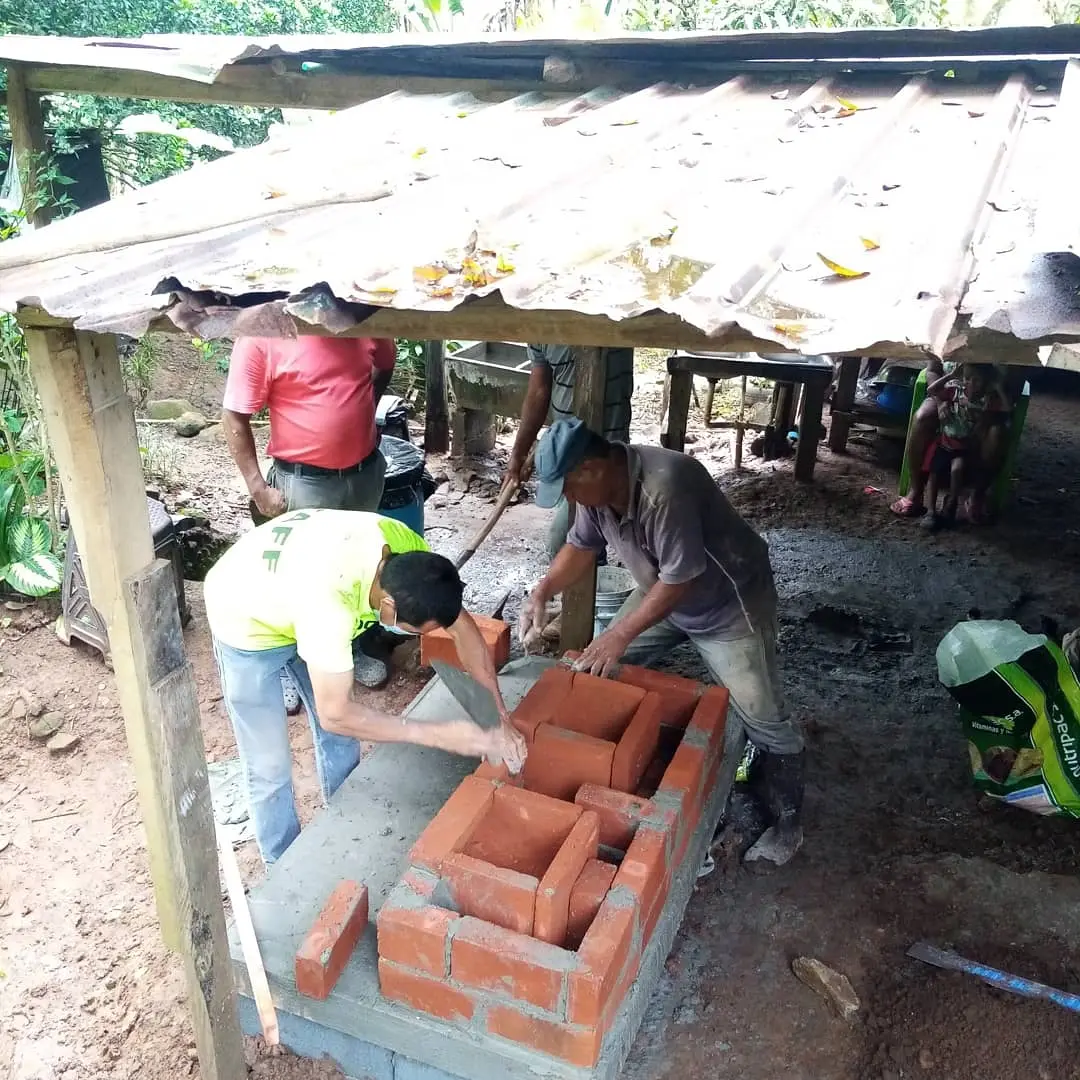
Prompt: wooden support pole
<box><xmin>125</xmin><ymin>561</ymin><xmax>248</xmax><ymax>1078</ymax></box>
<box><xmin>663</xmin><ymin>369</ymin><xmax>693</xmax><ymax>453</ymax></box>
<box><xmin>424</xmin><ymin>340</ymin><xmax>449</xmax><ymax>455</ymax></box>
<box><xmin>795</xmin><ymin>379</ymin><xmax>826</xmax><ymax>482</ymax></box>
<box><xmin>561</xmin><ymin>346</ymin><xmax>609</xmax><ymax>654</ymax></box>
<box><xmin>24</xmin><ymin>329</ymin><xmax>181</xmax><ymax>943</ymax></box>
<box><xmin>828</xmin><ymin>356</ymin><xmax>861</xmax><ymax>453</ymax></box>
<box><xmin>5</xmin><ymin>63</ymin><xmax>53</xmax><ymax>229</ymax></box>
<box><xmin>26</xmin><ymin>327</ymin><xmax>246</xmax><ymax>1077</ymax></box>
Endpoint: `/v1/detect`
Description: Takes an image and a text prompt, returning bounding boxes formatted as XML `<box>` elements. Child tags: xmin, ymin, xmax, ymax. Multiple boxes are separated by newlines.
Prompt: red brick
<box><xmin>378</xmin><ymin>959</ymin><xmax>476</xmax><ymax>1022</ymax></box>
<box><xmin>295</xmin><ymin>881</ymin><xmax>369</xmax><ymax>1000</ymax></box>
<box><xmin>421</xmin><ymin>614</ymin><xmax>510</xmax><ymax>672</ymax></box>
<box><xmin>574</xmin><ymin>785</ymin><xmax>652</xmax><ymax>851</ymax></box>
<box><xmin>377</xmin><ymin>901</ymin><xmax>457</xmax><ymax>978</ymax></box>
<box><xmin>687</xmin><ymin>687</ymin><xmax>729</xmax><ymax>768</ymax></box>
<box><xmin>657</xmin><ymin>741</ymin><xmax>707</xmax><ymax>829</ymax></box>
<box><xmin>509</xmin><ymin>666</ymin><xmax>574</xmax><ymax>742</ymax></box>
<box><xmin>450</xmin><ymin>917</ymin><xmax>572</xmax><ymax>1013</ymax></box>
<box><xmin>611</xmin><ymin>692</ymin><xmax>663</xmax><ymax>794</ymax></box>
<box><xmin>567</xmin><ymin>859</ymin><xmax>617</xmax><ymax>949</ymax></box>
<box><xmin>473</xmin><ymin>760</ymin><xmax>524</xmax><ymax>786</ymax></box>
<box><xmin>409</xmin><ymin>776</ymin><xmax>496</xmax><ymax>874</ymax></box>
<box><xmin>560</xmin><ymin>674</ymin><xmax>645</xmax><ymax>741</ymax></box>
<box><xmin>524</xmin><ymin>724</ymin><xmax>615</xmax><ymax>801</ymax></box>
<box><xmin>535</xmin><ymin>811</ymin><xmax>600</xmax><ymax>947</ymax></box>
<box><xmin>615</xmin><ymin>826</ymin><xmax>670</xmax><ymax>946</ymax></box>
<box><xmin>442</xmin><ymin>852</ymin><xmax>537</xmax><ymax>935</ymax></box>
<box><xmin>636</xmin><ymin>755</ymin><xmax>667</xmax><ymax>798</ymax></box>
<box><xmin>616</xmin><ymin>665</ymin><xmax>701</xmax><ymax>727</ymax></box>
<box><xmin>568</xmin><ymin>895</ymin><xmax>639</xmax><ymax>1028</ymax></box>
<box><xmin>487</xmin><ymin>1006</ymin><xmax>602</xmax><ymax>1067</ymax></box>
<box><xmin>463</xmin><ymin>786</ymin><xmax>581</xmax><ymax>878</ymax></box>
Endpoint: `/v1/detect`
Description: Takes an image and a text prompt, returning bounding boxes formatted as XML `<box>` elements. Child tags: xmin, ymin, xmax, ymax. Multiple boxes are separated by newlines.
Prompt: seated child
<box><xmin>920</xmin><ymin>363</ymin><xmax>1010</xmax><ymax>530</ymax></box>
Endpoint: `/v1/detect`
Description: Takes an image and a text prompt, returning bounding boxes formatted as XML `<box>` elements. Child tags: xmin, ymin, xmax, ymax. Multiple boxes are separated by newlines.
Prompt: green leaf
<box><xmin>2</xmin><ymin>552</ymin><xmax>62</xmax><ymax>597</ymax></box>
<box><xmin>9</xmin><ymin>517</ymin><xmax>51</xmax><ymax>561</ymax></box>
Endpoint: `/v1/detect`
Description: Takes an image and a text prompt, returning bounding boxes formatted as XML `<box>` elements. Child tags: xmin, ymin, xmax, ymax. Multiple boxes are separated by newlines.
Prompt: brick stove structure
<box><xmin>376</xmin><ymin>664</ymin><xmax>728</xmax><ymax>1068</ymax></box>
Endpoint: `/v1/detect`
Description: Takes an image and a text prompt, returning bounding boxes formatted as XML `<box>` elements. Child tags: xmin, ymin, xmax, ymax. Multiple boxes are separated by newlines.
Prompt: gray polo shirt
<box><xmin>527</xmin><ymin>344</ymin><xmax>633</xmax><ymax>442</ymax></box>
<box><xmin>567</xmin><ymin>444</ymin><xmax>774</xmax><ymax>639</ymax></box>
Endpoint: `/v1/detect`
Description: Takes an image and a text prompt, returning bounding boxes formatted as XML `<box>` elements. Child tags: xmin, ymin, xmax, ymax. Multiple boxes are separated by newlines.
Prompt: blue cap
<box><xmin>534</xmin><ymin>418</ymin><xmax>591</xmax><ymax>509</ymax></box>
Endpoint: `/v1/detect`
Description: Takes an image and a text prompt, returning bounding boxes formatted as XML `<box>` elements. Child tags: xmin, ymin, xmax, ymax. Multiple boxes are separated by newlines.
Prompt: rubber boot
<box><xmin>744</xmin><ymin>749</ymin><xmax>805</xmax><ymax>867</ymax></box>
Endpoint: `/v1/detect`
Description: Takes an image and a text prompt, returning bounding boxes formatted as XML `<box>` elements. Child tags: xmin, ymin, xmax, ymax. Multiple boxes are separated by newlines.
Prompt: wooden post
<box><xmin>424</xmin><ymin>340</ymin><xmax>449</xmax><ymax>454</ymax></box>
<box><xmin>828</xmin><ymin>355</ymin><xmax>861</xmax><ymax>453</ymax></box>
<box><xmin>125</xmin><ymin>560</ymin><xmax>248</xmax><ymax>1078</ymax></box>
<box><xmin>734</xmin><ymin>375</ymin><xmax>747</xmax><ymax>467</ymax></box>
<box><xmin>663</xmin><ymin>369</ymin><xmax>693</xmax><ymax>453</ymax></box>
<box><xmin>560</xmin><ymin>346</ymin><xmax>608</xmax><ymax>654</ymax></box>
<box><xmin>5</xmin><ymin>63</ymin><xmax>54</xmax><ymax>228</ymax></box>
<box><xmin>26</xmin><ymin>327</ymin><xmax>246</xmax><ymax>1078</ymax></box>
<box><xmin>795</xmin><ymin>378</ymin><xmax>826</xmax><ymax>482</ymax></box>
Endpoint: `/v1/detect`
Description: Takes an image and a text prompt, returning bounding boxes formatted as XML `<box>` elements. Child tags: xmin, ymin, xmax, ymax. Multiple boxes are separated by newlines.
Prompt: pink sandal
<box><xmin>890</xmin><ymin>496</ymin><xmax>927</xmax><ymax>518</ymax></box>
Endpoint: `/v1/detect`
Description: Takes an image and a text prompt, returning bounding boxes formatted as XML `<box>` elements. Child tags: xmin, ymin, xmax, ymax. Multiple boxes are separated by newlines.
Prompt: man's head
<box><xmin>535</xmin><ymin>418</ymin><xmax>619</xmax><ymax>510</ymax></box>
<box><xmin>375</xmin><ymin>548</ymin><xmax>463</xmax><ymax>634</ymax></box>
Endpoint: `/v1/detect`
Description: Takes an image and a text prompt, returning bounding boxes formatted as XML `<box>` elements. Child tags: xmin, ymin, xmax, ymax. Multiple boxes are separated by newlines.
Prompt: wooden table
<box><xmin>662</xmin><ymin>351</ymin><xmax>835</xmax><ymax>481</ymax></box>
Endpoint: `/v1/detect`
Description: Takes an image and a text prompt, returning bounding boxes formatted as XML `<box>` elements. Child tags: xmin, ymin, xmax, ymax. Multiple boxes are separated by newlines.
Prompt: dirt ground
<box><xmin>2</xmin><ymin>340</ymin><xmax>1079</xmax><ymax>1080</ymax></box>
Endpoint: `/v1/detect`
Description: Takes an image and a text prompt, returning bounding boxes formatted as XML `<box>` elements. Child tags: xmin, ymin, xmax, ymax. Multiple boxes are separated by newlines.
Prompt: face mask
<box><xmin>379</xmin><ymin>601</ymin><xmax>413</xmax><ymax>636</ymax></box>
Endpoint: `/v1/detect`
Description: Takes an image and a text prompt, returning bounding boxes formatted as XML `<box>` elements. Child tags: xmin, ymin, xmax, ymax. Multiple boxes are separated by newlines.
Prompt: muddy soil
<box><xmin>1</xmin><ymin>345</ymin><xmax>1078</xmax><ymax>1080</ymax></box>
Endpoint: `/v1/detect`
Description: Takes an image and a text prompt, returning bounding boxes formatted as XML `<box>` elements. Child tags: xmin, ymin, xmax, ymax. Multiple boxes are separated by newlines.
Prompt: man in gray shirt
<box><xmin>503</xmin><ymin>344</ymin><xmax>634</xmax><ymax>556</ymax></box>
<box><xmin>520</xmin><ymin>419</ymin><xmax>805</xmax><ymax>867</ymax></box>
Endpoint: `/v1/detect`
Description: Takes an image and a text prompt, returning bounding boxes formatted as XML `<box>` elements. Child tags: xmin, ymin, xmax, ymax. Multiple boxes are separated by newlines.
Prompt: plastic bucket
<box><xmin>593</xmin><ymin>565</ymin><xmax>635</xmax><ymax>638</ymax></box>
<box><xmin>378</xmin><ymin>435</ymin><xmax>425</xmax><ymax>537</ymax></box>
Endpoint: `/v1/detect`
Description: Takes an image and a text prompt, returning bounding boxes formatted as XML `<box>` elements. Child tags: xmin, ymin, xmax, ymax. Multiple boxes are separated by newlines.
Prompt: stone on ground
<box><xmin>46</xmin><ymin>731</ymin><xmax>81</xmax><ymax>755</ymax></box>
<box><xmin>29</xmin><ymin>712</ymin><xmax>64</xmax><ymax>741</ymax></box>
<box><xmin>174</xmin><ymin>410</ymin><xmax>210</xmax><ymax>437</ymax></box>
<box><xmin>147</xmin><ymin>398</ymin><xmax>196</xmax><ymax>420</ymax></box>
<box><xmin>791</xmin><ymin>956</ymin><xmax>860</xmax><ymax>1019</ymax></box>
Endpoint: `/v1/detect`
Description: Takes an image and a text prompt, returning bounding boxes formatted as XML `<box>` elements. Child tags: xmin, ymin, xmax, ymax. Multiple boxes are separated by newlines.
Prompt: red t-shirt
<box><xmin>224</xmin><ymin>337</ymin><xmax>396</xmax><ymax>470</ymax></box>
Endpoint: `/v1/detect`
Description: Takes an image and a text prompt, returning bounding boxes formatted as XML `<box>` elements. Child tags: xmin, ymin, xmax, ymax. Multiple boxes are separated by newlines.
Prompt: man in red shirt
<box><xmin>223</xmin><ymin>335</ymin><xmax>396</xmax><ymax>521</ymax></box>
<box><xmin>222</xmin><ymin>335</ymin><xmax>397</xmax><ymax>692</ymax></box>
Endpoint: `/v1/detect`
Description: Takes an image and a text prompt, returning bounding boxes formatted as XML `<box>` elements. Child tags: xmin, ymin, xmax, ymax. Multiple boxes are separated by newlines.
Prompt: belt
<box><xmin>273</xmin><ymin>448</ymin><xmax>378</xmax><ymax>479</ymax></box>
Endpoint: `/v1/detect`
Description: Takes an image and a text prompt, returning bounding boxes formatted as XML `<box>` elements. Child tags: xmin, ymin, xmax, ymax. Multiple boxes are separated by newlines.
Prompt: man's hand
<box><xmin>501</xmin><ymin>450</ymin><xmax>534</xmax><ymax>494</ymax></box>
<box><xmin>483</xmin><ymin>722</ymin><xmax>528</xmax><ymax>775</ymax></box>
<box><xmin>251</xmin><ymin>480</ymin><xmax>287</xmax><ymax>519</ymax></box>
<box><xmin>576</xmin><ymin>626</ymin><xmax>632</xmax><ymax>679</ymax></box>
<box><xmin>518</xmin><ymin>590</ymin><xmax>552</xmax><ymax>652</ymax></box>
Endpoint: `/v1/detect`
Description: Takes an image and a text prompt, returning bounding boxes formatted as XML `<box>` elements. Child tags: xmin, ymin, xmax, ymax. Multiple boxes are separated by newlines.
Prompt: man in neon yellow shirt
<box><xmin>204</xmin><ymin>509</ymin><xmax>526</xmax><ymax>864</ymax></box>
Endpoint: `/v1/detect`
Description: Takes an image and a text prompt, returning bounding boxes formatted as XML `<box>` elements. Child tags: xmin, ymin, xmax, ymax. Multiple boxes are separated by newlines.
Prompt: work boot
<box><xmin>744</xmin><ymin>749</ymin><xmax>805</xmax><ymax>868</ymax></box>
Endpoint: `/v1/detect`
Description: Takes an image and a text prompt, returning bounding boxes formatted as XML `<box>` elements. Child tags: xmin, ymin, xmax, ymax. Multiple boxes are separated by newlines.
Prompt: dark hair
<box><xmin>381</xmin><ymin>551</ymin><xmax>463</xmax><ymax>628</ymax></box>
<box><xmin>580</xmin><ymin>428</ymin><xmax>612</xmax><ymax>461</ymax></box>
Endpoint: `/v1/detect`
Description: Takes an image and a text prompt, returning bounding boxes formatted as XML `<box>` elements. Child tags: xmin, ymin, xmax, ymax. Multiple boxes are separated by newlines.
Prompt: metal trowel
<box><xmin>430</xmin><ymin>659</ymin><xmax>502</xmax><ymax>731</ymax></box>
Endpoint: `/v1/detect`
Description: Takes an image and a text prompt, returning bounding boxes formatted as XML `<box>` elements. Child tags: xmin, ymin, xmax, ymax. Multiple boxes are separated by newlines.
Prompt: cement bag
<box><xmin>937</xmin><ymin>620</ymin><xmax>1080</xmax><ymax>817</ymax></box>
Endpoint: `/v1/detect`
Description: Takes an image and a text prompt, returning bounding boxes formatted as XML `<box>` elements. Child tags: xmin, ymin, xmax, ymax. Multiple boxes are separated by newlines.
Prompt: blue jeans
<box><xmin>212</xmin><ymin>639</ymin><xmax>362</xmax><ymax>864</ymax></box>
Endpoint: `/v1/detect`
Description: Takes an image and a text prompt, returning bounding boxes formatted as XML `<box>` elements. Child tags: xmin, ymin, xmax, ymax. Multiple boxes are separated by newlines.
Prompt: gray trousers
<box><xmin>255</xmin><ymin>452</ymin><xmax>387</xmax><ymax>522</ymax></box>
<box><xmin>610</xmin><ymin>587</ymin><xmax>804</xmax><ymax>756</ymax></box>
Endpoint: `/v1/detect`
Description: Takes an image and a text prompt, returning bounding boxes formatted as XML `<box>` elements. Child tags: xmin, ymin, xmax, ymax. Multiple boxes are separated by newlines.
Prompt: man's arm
<box><xmin>444</xmin><ymin>610</ymin><xmax>511</xmax><ymax>720</ymax></box>
<box><xmin>371</xmin><ymin>338</ymin><xmax>397</xmax><ymax>405</ymax></box>
<box><xmin>309</xmin><ymin>667</ymin><xmax>523</xmax><ymax>768</ymax></box>
<box><xmin>222</xmin><ymin>409</ymin><xmax>285</xmax><ymax>518</ymax></box>
<box><xmin>504</xmin><ymin>359</ymin><xmax>554</xmax><ymax>488</ymax></box>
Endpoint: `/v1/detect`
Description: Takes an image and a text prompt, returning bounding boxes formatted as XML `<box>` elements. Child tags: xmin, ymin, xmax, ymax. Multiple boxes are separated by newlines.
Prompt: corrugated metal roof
<box><xmin>1</xmin><ymin>70</ymin><xmax>1077</xmax><ymax>357</ymax></box>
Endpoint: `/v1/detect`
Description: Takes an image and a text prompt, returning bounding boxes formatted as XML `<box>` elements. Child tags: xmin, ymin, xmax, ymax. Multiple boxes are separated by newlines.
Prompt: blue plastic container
<box><xmin>378</xmin><ymin>435</ymin><xmax>425</xmax><ymax>537</ymax></box>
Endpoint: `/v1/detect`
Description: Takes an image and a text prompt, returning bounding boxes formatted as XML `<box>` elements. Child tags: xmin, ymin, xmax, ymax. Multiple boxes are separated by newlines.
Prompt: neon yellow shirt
<box><xmin>203</xmin><ymin>509</ymin><xmax>427</xmax><ymax>673</ymax></box>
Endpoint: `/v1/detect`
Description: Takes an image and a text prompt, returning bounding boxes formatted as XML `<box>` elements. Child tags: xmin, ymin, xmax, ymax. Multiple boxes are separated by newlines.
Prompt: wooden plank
<box><xmin>561</xmin><ymin>346</ymin><xmax>607</xmax><ymax>654</ymax></box>
<box><xmin>795</xmin><ymin>377</ymin><xmax>826</xmax><ymax>482</ymax></box>
<box><xmin>663</xmin><ymin>369</ymin><xmax>693</xmax><ymax>453</ymax></box>
<box><xmin>24</xmin><ymin>326</ymin><xmax>180</xmax><ymax>950</ymax></box>
<box><xmin>22</xmin><ymin>62</ymin><xmax>539</xmax><ymax>110</ymax></box>
<box><xmin>124</xmin><ymin>560</ymin><xmax>247</xmax><ymax>1079</ymax></box>
<box><xmin>5</xmin><ymin>64</ymin><xmax>52</xmax><ymax>228</ymax></box>
<box><xmin>828</xmin><ymin>355</ymin><xmax>860</xmax><ymax>453</ymax></box>
<box><xmin>424</xmin><ymin>340</ymin><xmax>450</xmax><ymax>455</ymax></box>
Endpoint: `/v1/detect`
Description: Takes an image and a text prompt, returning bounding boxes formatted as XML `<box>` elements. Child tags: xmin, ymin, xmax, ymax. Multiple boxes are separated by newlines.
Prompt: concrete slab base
<box><xmin>231</xmin><ymin>658</ymin><xmax>744</xmax><ymax>1080</ymax></box>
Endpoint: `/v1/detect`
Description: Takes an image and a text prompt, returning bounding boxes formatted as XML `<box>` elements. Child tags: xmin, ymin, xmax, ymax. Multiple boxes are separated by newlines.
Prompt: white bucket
<box><xmin>593</xmin><ymin>565</ymin><xmax>635</xmax><ymax>638</ymax></box>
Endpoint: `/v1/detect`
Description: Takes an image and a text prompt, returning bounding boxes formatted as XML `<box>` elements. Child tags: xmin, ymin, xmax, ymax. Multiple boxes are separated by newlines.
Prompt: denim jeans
<box><xmin>212</xmin><ymin>638</ymin><xmax>362</xmax><ymax>864</ymax></box>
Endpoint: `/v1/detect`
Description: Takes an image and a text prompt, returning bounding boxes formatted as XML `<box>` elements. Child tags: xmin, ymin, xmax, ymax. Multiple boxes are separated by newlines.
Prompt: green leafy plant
<box><xmin>192</xmin><ymin>336</ymin><xmax>229</xmax><ymax>373</ymax></box>
<box><xmin>119</xmin><ymin>336</ymin><xmax>160</xmax><ymax>408</ymax></box>
<box><xmin>0</xmin><ymin>515</ymin><xmax>62</xmax><ymax>597</ymax></box>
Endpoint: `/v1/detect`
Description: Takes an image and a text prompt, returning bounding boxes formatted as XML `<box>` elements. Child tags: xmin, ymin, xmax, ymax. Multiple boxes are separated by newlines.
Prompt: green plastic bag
<box><xmin>937</xmin><ymin>620</ymin><xmax>1080</xmax><ymax>818</ymax></box>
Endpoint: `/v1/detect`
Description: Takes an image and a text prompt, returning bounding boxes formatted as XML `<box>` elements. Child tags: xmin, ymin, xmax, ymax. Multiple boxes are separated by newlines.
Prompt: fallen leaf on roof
<box><xmin>967</xmin><ymin>108</ymin><xmax>986</xmax><ymax>118</ymax></box>
<box><xmin>772</xmin><ymin>88</ymin><xmax>790</xmax><ymax>100</ymax></box>
<box><xmin>456</xmin><ymin>111</ymin><xmax>469</xmax><ymax>118</ymax></box>
<box><xmin>989</xmin><ymin>194</ymin><xmax>1021</xmax><ymax>212</ymax></box>
<box><xmin>263</xmin><ymin>188</ymin><xmax>287</xmax><ymax>199</ymax></box>
<box><xmin>496</xmin><ymin>253</ymin><xmax>516</xmax><ymax>274</ymax></box>
<box><xmin>882</xmin><ymin>182</ymin><xmax>901</xmax><ymax>191</ymax></box>
<box><xmin>836</xmin><ymin>108</ymin><xmax>857</xmax><ymax>118</ymax></box>
<box><xmin>817</xmin><ymin>252</ymin><xmax>869</xmax><ymax>278</ymax></box>
<box><xmin>414</xmin><ymin>264</ymin><xmax>448</xmax><ymax>282</ymax></box>
<box><xmin>774</xmin><ymin>321</ymin><xmax>807</xmax><ymax>339</ymax></box>
<box><xmin>462</xmin><ymin>257</ymin><xmax>491</xmax><ymax>287</ymax></box>
<box><xmin>412</xmin><ymin>147</ymin><xmax>428</xmax><ymax>158</ymax></box>
<box><xmin>837</xmin><ymin>96</ymin><xmax>859</xmax><ymax>111</ymax></box>
<box><xmin>611</xmin><ymin>118</ymin><xmax>639</xmax><ymax>126</ymax></box>
<box><xmin>943</xmin><ymin>99</ymin><xmax>965</xmax><ymax>106</ymax></box>
<box><xmin>778</xmin><ymin>133</ymin><xmax>795</xmax><ymax>143</ymax></box>
<box><xmin>649</xmin><ymin>224</ymin><xmax>679</xmax><ymax>247</ymax></box>
<box><xmin>429</xmin><ymin>286</ymin><xmax>455</xmax><ymax>298</ymax></box>
<box><xmin>781</xmin><ymin>256</ymin><xmax>812</xmax><ymax>272</ymax></box>
<box><xmin>860</xmin><ymin>236</ymin><xmax>880</xmax><ymax>251</ymax></box>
